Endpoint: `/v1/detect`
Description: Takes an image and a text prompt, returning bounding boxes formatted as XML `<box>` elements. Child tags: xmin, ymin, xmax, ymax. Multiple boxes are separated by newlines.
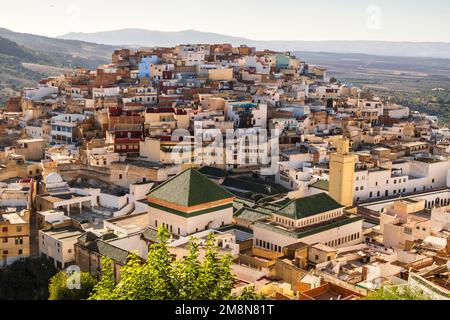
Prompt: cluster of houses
<box><xmin>0</xmin><ymin>43</ymin><xmax>449</xmax><ymax>299</ymax></box>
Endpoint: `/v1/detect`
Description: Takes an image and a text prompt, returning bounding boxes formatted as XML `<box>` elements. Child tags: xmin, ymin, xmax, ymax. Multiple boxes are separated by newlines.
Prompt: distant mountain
<box><xmin>0</xmin><ymin>28</ymin><xmax>116</xmax><ymax>105</ymax></box>
<box><xmin>0</xmin><ymin>27</ymin><xmax>115</xmax><ymax>68</ymax></box>
<box><xmin>59</xmin><ymin>28</ymin><xmax>450</xmax><ymax>59</ymax></box>
<box><xmin>60</xmin><ymin>29</ymin><xmax>249</xmax><ymax>49</ymax></box>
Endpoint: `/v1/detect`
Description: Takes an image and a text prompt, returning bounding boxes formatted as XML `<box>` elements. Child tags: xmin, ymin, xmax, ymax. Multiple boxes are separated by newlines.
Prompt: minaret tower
<box><xmin>329</xmin><ymin>138</ymin><xmax>357</xmax><ymax>207</ymax></box>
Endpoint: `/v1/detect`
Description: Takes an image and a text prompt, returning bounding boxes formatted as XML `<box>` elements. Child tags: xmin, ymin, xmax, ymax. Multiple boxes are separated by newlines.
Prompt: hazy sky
<box><xmin>1</xmin><ymin>0</ymin><xmax>449</xmax><ymax>42</ymax></box>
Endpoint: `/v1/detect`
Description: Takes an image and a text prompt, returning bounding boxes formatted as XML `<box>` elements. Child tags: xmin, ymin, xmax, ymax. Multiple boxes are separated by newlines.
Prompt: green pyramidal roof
<box><xmin>147</xmin><ymin>168</ymin><xmax>234</xmax><ymax>207</ymax></box>
<box><xmin>277</xmin><ymin>193</ymin><xmax>343</xmax><ymax>220</ymax></box>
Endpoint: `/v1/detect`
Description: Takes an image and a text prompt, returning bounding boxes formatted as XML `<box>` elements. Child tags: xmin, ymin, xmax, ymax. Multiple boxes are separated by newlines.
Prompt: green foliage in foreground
<box><xmin>89</xmin><ymin>227</ymin><xmax>263</xmax><ymax>300</ymax></box>
<box><xmin>0</xmin><ymin>257</ymin><xmax>57</xmax><ymax>300</ymax></box>
<box><xmin>48</xmin><ymin>271</ymin><xmax>98</xmax><ymax>300</ymax></box>
<box><xmin>363</xmin><ymin>285</ymin><xmax>433</xmax><ymax>300</ymax></box>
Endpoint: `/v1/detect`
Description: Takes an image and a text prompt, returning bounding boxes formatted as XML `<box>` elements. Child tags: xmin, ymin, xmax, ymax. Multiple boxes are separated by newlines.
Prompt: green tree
<box><xmin>234</xmin><ymin>286</ymin><xmax>266</xmax><ymax>300</ymax></box>
<box><xmin>48</xmin><ymin>271</ymin><xmax>98</xmax><ymax>300</ymax></box>
<box><xmin>363</xmin><ymin>285</ymin><xmax>433</xmax><ymax>300</ymax></box>
<box><xmin>0</xmin><ymin>257</ymin><xmax>57</xmax><ymax>300</ymax></box>
<box><xmin>89</xmin><ymin>227</ymin><xmax>255</xmax><ymax>300</ymax></box>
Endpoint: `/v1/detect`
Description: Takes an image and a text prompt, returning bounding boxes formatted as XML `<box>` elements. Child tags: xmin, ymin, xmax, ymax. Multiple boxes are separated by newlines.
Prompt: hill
<box><xmin>0</xmin><ymin>27</ymin><xmax>115</xmax><ymax>67</ymax></box>
<box><xmin>59</xmin><ymin>28</ymin><xmax>450</xmax><ymax>59</ymax></box>
<box><xmin>0</xmin><ymin>28</ymin><xmax>116</xmax><ymax>105</ymax></box>
<box><xmin>294</xmin><ymin>51</ymin><xmax>450</xmax><ymax>125</ymax></box>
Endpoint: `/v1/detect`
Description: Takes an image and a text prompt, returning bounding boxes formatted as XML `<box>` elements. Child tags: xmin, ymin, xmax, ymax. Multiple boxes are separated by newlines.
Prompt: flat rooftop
<box><xmin>107</xmin><ymin>212</ymin><xmax>149</xmax><ymax>231</ymax></box>
<box><xmin>43</xmin><ymin>226</ymin><xmax>84</xmax><ymax>241</ymax></box>
<box><xmin>0</xmin><ymin>212</ymin><xmax>26</xmax><ymax>224</ymax></box>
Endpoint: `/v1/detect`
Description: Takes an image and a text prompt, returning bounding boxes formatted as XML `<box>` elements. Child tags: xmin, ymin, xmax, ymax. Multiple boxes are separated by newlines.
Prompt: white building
<box><xmin>354</xmin><ymin>158</ymin><xmax>450</xmax><ymax>203</ymax></box>
<box><xmin>226</xmin><ymin>102</ymin><xmax>268</xmax><ymax>129</ymax></box>
<box><xmin>146</xmin><ymin>168</ymin><xmax>235</xmax><ymax>237</ymax></box>
<box><xmin>39</xmin><ymin>226</ymin><xmax>84</xmax><ymax>269</ymax></box>
<box><xmin>50</xmin><ymin>114</ymin><xmax>88</xmax><ymax>144</ymax></box>
<box><xmin>92</xmin><ymin>86</ymin><xmax>120</xmax><ymax>99</ymax></box>
<box><xmin>253</xmin><ymin>193</ymin><xmax>364</xmax><ymax>253</ymax></box>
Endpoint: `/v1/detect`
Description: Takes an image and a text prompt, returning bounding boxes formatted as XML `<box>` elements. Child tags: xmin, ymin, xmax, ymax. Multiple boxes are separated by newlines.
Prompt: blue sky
<box><xmin>1</xmin><ymin>0</ymin><xmax>449</xmax><ymax>42</ymax></box>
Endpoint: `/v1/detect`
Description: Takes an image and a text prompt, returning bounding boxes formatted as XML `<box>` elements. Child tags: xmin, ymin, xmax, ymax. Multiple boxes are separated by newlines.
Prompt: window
<box><xmin>119</xmin><ymin>174</ymin><xmax>123</xmax><ymax>180</ymax></box>
<box><xmin>18</xmin><ymin>249</ymin><xmax>23</xmax><ymax>255</ymax></box>
<box><xmin>2</xmin><ymin>238</ymin><xmax>7</xmax><ymax>243</ymax></box>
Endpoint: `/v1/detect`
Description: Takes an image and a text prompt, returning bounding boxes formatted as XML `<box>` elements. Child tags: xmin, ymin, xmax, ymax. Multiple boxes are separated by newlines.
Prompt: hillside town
<box><xmin>0</xmin><ymin>44</ymin><xmax>449</xmax><ymax>300</ymax></box>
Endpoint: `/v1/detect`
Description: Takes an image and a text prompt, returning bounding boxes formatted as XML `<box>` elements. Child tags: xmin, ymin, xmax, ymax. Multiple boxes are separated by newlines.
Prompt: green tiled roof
<box><xmin>147</xmin><ymin>168</ymin><xmax>234</xmax><ymax>207</ymax></box>
<box><xmin>216</xmin><ymin>224</ymin><xmax>253</xmax><ymax>234</ymax></box>
<box><xmin>78</xmin><ymin>232</ymin><xmax>130</xmax><ymax>265</ymax></box>
<box><xmin>93</xmin><ymin>241</ymin><xmax>129</xmax><ymax>265</ymax></box>
<box><xmin>310</xmin><ymin>179</ymin><xmax>329</xmax><ymax>191</ymax></box>
<box><xmin>77</xmin><ymin>231</ymin><xmax>98</xmax><ymax>245</ymax></box>
<box><xmin>277</xmin><ymin>193</ymin><xmax>343</xmax><ymax>220</ymax></box>
<box><xmin>234</xmin><ymin>207</ymin><xmax>271</xmax><ymax>223</ymax></box>
<box><xmin>235</xmin><ymin>197</ymin><xmax>257</xmax><ymax>208</ymax></box>
<box><xmin>252</xmin><ymin>206</ymin><xmax>276</xmax><ymax>215</ymax></box>
<box><xmin>141</xmin><ymin>228</ymin><xmax>159</xmax><ymax>243</ymax></box>
<box><xmin>254</xmin><ymin>215</ymin><xmax>363</xmax><ymax>239</ymax></box>
<box><xmin>198</xmin><ymin>166</ymin><xmax>227</xmax><ymax>178</ymax></box>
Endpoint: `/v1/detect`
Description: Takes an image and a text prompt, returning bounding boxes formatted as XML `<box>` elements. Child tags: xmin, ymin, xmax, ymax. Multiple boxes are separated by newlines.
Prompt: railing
<box><xmin>356</xmin><ymin>186</ymin><xmax>449</xmax><ymax>206</ymax></box>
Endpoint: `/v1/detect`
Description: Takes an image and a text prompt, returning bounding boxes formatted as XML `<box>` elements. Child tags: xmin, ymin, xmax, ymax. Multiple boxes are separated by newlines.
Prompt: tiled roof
<box><xmin>77</xmin><ymin>232</ymin><xmax>129</xmax><ymax>265</ymax></box>
<box><xmin>254</xmin><ymin>215</ymin><xmax>363</xmax><ymax>239</ymax></box>
<box><xmin>147</xmin><ymin>168</ymin><xmax>234</xmax><ymax>207</ymax></box>
<box><xmin>198</xmin><ymin>166</ymin><xmax>227</xmax><ymax>178</ymax></box>
<box><xmin>234</xmin><ymin>207</ymin><xmax>271</xmax><ymax>223</ymax></box>
<box><xmin>277</xmin><ymin>193</ymin><xmax>343</xmax><ymax>220</ymax></box>
<box><xmin>310</xmin><ymin>180</ymin><xmax>329</xmax><ymax>191</ymax></box>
